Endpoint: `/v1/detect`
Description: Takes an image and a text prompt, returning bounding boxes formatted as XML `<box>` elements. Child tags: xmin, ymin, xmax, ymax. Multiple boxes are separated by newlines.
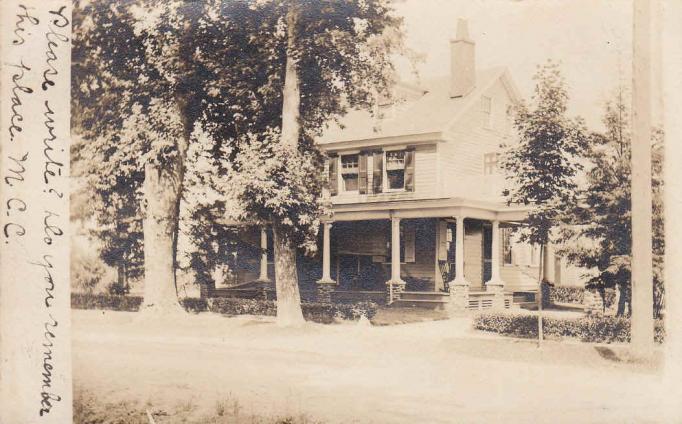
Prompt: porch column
<box><xmin>449</xmin><ymin>216</ymin><xmax>470</xmax><ymax>312</ymax></box>
<box><xmin>258</xmin><ymin>226</ymin><xmax>270</xmax><ymax>282</ymax></box>
<box><xmin>486</xmin><ymin>220</ymin><xmax>506</xmax><ymax>286</ymax></box>
<box><xmin>485</xmin><ymin>220</ymin><xmax>506</xmax><ymax>309</ymax></box>
<box><xmin>316</xmin><ymin>222</ymin><xmax>336</xmax><ymax>302</ymax></box>
<box><xmin>386</xmin><ymin>216</ymin><xmax>406</xmax><ymax>303</ymax></box>
<box><xmin>317</xmin><ymin>222</ymin><xmax>335</xmax><ymax>284</ymax></box>
<box><xmin>452</xmin><ymin>216</ymin><xmax>469</xmax><ymax>285</ymax></box>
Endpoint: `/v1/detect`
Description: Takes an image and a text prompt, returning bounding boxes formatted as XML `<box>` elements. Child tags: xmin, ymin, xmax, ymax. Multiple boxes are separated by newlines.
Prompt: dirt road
<box><xmin>72</xmin><ymin>310</ymin><xmax>674</xmax><ymax>423</ymax></box>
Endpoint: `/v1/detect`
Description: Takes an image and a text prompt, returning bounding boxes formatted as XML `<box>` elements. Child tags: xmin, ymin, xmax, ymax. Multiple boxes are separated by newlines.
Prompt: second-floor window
<box><xmin>483</xmin><ymin>153</ymin><xmax>499</xmax><ymax>175</ymax></box>
<box><xmin>340</xmin><ymin>154</ymin><xmax>359</xmax><ymax>192</ymax></box>
<box><xmin>385</xmin><ymin>150</ymin><xmax>406</xmax><ymax>190</ymax></box>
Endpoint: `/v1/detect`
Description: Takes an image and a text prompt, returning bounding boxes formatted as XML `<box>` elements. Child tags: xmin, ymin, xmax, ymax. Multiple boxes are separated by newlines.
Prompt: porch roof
<box><xmin>326</xmin><ymin>197</ymin><xmax>529</xmax><ymax>222</ymax></box>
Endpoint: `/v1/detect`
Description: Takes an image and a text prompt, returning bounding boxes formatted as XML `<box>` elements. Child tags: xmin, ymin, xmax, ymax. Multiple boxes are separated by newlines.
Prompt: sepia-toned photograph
<box><xmin>2</xmin><ymin>0</ymin><xmax>680</xmax><ymax>422</ymax></box>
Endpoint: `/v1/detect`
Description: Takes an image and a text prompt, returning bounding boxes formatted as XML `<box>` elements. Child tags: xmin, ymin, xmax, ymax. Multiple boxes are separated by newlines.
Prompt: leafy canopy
<box><xmin>502</xmin><ymin>60</ymin><xmax>589</xmax><ymax>246</ymax></box>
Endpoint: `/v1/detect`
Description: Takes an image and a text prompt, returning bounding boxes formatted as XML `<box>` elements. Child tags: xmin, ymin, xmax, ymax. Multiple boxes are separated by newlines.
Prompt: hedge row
<box><xmin>185</xmin><ymin>297</ymin><xmax>378</xmax><ymax>323</ymax></box>
<box><xmin>71</xmin><ymin>293</ymin><xmax>143</xmax><ymax>312</ymax></box>
<box><xmin>71</xmin><ymin>293</ymin><xmax>377</xmax><ymax>323</ymax></box>
<box><xmin>474</xmin><ymin>312</ymin><xmax>665</xmax><ymax>344</ymax></box>
<box><xmin>549</xmin><ymin>286</ymin><xmax>584</xmax><ymax>304</ymax></box>
<box><xmin>550</xmin><ymin>286</ymin><xmax>617</xmax><ymax>308</ymax></box>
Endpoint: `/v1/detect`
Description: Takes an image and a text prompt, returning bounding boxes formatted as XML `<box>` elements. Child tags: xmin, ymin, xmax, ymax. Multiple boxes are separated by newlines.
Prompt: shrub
<box><xmin>550</xmin><ymin>286</ymin><xmax>584</xmax><ymax>304</ymax></box>
<box><xmin>71</xmin><ymin>292</ymin><xmax>143</xmax><ymax>312</ymax></box>
<box><xmin>72</xmin><ymin>255</ymin><xmax>108</xmax><ymax>294</ymax></box>
<box><xmin>71</xmin><ymin>292</ymin><xmax>377</xmax><ymax>324</ymax></box>
<box><xmin>207</xmin><ymin>297</ymin><xmax>277</xmax><ymax>316</ymax></box>
<box><xmin>107</xmin><ymin>280</ymin><xmax>130</xmax><ymax>295</ymax></box>
<box><xmin>301</xmin><ymin>301</ymin><xmax>378</xmax><ymax>324</ymax></box>
<box><xmin>550</xmin><ymin>286</ymin><xmax>617</xmax><ymax>309</ymax></box>
<box><xmin>473</xmin><ymin>312</ymin><xmax>665</xmax><ymax>344</ymax></box>
<box><xmin>206</xmin><ymin>297</ymin><xmax>378</xmax><ymax>323</ymax></box>
<box><xmin>181</xmin><ymin>297</ymin><xmax>209</xmax><ymax>313</ymax></box>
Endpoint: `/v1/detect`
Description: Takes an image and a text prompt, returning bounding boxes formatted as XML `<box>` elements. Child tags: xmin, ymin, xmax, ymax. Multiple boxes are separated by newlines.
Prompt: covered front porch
<box><xmin>315</xmin><ymin>198</ymin><xmax>530</xmax><ymax>309</ymax></box>
<box><xmin>316</xmin><ymin>213</ymin><xmax>512</xmax><ymax>308</ymax></box>
<box><xmin>208</xmin><ymin>198</ymin><xmax>532</xmax><ymax>310</ymax></box>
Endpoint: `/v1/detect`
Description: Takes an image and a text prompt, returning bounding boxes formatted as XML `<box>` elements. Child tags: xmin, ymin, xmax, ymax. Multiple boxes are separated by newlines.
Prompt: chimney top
<box><xmin>454</xmin><ymin>18</ymin><xmax>471</xmax><ymax>41</ymax></box>
<box><xmin>449</xmin><ymin>18</ymin><xmax>476</xmax><ymax>98</ymax></box>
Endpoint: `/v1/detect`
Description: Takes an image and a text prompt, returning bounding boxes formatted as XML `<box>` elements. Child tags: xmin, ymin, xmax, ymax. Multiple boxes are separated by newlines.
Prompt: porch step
<box><xmin>399</xmin><ymin>291</ymin><xmax>450</xmax><ymax>302</ymax></box>
<box><xmin>392</xmin><ymin>298</ymin><xmax>450</xmax><ymax>310</ymax></box>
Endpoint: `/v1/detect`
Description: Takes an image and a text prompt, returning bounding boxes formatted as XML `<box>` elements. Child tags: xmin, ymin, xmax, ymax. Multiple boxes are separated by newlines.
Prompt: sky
<box><xmin>392</xmin><ymin>0</ymin><xmax>634</xmax><ymax>130</ymax></box>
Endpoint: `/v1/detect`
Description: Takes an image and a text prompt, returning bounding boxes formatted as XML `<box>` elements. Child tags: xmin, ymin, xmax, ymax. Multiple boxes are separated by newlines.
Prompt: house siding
<box><xmin>440</xmin><ymin>79</ymin><xmax>514</xmax><ymax>201</ymax></box>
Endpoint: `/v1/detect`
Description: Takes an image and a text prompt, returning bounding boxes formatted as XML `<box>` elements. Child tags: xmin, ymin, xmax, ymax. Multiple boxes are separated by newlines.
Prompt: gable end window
<box><xmin>340</xmin><ymin>154</ymin><xmax>359</xmax><ymax>192</ymax></box>
<box><xmin>483</xmin><ymin>153</ymin><xmax>499</xmax><ymax>175</ymax></box>
<box><xmin>481</xmin><ymin>96</ymin><xmax>492</xmax><ymax>128</ymax></box>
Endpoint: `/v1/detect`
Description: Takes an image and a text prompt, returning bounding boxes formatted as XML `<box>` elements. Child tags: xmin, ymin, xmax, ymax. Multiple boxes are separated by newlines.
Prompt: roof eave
<box><xmin>318</xmin><ymin>131</ymin><xmax>446</xmax><ymax>153</ymax></box>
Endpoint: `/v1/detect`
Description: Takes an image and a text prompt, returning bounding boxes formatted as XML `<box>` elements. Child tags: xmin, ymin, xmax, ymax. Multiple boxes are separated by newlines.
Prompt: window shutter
<box><xmin>404</xmin><ymin>148</ymin><xmax>416</xmax><ymax>191</ymax></box>
<box><xmin>358</xmin><ymin>152</ymin><xmax>368</xmax><ymax>194</ymax></box>
<box><xmin>372</xmin><ymin>151</ymin><xmax>383</xmax><ymax>193</ymax></box>
<box><xmin>328</xmin><ymin>155</ymin><xmax>338</xmax><ymax>196</ymax></box>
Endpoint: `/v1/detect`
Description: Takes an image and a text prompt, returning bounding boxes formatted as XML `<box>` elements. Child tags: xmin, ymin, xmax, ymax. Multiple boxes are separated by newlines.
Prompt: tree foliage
<box><xmin>557</xmin><ymin>88</ymin><xmax>664</xmax><ymax>317</ymax></box>
<box><xmin>502</xmin><ymin>60</ymin><xmax>589</xmax><ymax>246</ymax></box>
<box><xmin>73</xmin><ymin>0</ymin><xmax>405</xmax><ymax>309</ymax></box>
<box><xmin>183</xmin><ymin>0</ymin><xmax>405</xmax><ymax>278</ymax></box>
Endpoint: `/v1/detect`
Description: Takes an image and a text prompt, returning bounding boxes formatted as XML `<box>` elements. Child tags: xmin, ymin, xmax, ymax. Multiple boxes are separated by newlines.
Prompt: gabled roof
<box><xmin>318</xmin><ymin>67</ymin><xmax>520</xmax><ymax>146</ymax></box>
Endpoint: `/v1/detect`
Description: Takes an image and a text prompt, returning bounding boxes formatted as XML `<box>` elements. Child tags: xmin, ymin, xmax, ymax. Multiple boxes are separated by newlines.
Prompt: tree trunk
<box><xmin>117</xmin><ymin>260</ymin><xmax>125</xmax><ymax>289</ymax></box>
<box><xmin>537</xmin><ymin>244</ymin><xmax>544</xmax><ymax>347</ymax></box>
<box><xmin>268</xmin><ymin>4</ymin><xmax>305</xmax><ymax>326</ymax></box>
<box><xmin>272</xmin><ymin>222</ymin><xmax>304</xmax><ymax>326</ymax></box>
<box><xmin>281</xmin><ymin>5</ymin><xmax>301</xmax><ymax>147</ymax></box>
<box><xmin>142</xmin><ymin>161</ymin><xmax>183</xmax><ymax>312</ymax></box>
<box><xmin>598</xmin><ymin>286</ymin><xmax>607</xmax><ymax>314</ymax></box>
<box><xmin>617</xmin><ymin>283</ymin><xmax>627</xmax><ymax>316</ymax></box>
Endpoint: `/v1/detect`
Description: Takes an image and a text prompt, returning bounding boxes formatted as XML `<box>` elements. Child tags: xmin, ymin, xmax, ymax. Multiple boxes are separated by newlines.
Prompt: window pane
<box><xmin>343</xmin><ymin>174</ymin><xmax>358</xmax><ymax>191</ymax></box>
<box><xmin>481</xmin><ymin>96</ymin><xmax>492</xmax><ymax>112</ymax></box>
<box><xmin>483</xmin><ymin>153</ymin><xmax>499</xmax><ymax>175</ymax></box>
<box><xmin>341</xmin><ymin>154</ymin><xmax>359</xmax><ymax>171</ymax></box>
<box><xmin>387</xmin><ymin>169</ymin><xmax>404</xmax><ymax>189</ymax></box>
<box><xmin>386</xmin><ymin>151</ymin><xmax>405</xmax><ymax>170</ymax></box>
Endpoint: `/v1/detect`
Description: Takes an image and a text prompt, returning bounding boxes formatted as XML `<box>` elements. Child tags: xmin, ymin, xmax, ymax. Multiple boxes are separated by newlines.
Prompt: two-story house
<box><xmin>209</xmin><ymin>20</ymin><xmax>554</xmax><ymax>309</ymax></box>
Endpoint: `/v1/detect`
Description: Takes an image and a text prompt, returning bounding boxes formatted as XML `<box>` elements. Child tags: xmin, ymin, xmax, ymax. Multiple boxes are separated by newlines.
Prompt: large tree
<box><xmin>501</xmin><ymin>60</ymin><xmax>589</xmax><ymax>341</ymax></box>
<box><xmin>72</xmin><ymin>0</ymin><xmax>236</xmax><ymax>311</ymax></box>
<box><xmin>557</xmin><ymin>89</ymin><xmax>665</xmax><ymax>317</ymax></box>
<box><xmin>184</xmin><ymin>0</ymin><xmax>404</xmax><ymax>325</ymax></box>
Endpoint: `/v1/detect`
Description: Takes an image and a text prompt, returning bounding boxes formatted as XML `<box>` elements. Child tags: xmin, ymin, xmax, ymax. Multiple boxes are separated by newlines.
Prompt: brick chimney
<box><xmin>450</xmin><ymin>19</ymin><xmax>475</xmax><ymax>98</ymax></box>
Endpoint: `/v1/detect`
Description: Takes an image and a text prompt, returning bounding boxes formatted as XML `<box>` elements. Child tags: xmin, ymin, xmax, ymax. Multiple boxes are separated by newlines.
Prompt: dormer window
<box><xmin>340</xmin><ymin>154</ymin><xmax>359</xmax><ymax>192</ymax></box>
<box><xmin>385</xmin><ymin>150</ymin><xmax>406</xmax><ymax>190</ymax></box>
<box><xmin>481</xmin><ymin>96</ymin><xmax>492</xmax><ymax>128</ymax></box>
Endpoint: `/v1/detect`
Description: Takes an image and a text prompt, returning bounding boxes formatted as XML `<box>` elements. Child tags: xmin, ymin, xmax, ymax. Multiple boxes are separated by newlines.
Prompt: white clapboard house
<box><xmin>208</xmin><ymin>20</ymin><xmax>577</xmax><ymax>309</ymax></box>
